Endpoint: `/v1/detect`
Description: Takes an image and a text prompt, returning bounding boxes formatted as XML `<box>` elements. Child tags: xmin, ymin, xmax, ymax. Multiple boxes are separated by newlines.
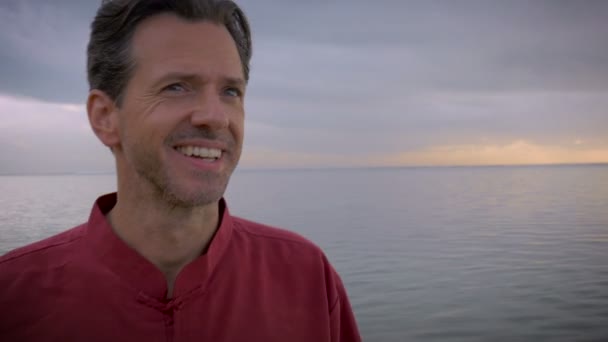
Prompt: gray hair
<box><xmin>87</xmin><ymin>0</ymin><xmax>252</xmax><ymax>105</ymax></box>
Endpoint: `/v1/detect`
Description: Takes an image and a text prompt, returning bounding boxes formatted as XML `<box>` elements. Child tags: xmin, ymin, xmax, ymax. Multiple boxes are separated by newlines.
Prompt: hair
<box><xmin>87</xmin><ymin>0</ymin><xmax>252</xmax><ymax>105</ymax></box>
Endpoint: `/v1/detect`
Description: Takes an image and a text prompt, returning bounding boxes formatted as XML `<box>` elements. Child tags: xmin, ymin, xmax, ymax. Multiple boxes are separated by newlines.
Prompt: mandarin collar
<box><xmin>84</xmin><ymin>193</ymin><xmax>234</xmax><ymax>300</ymax></box>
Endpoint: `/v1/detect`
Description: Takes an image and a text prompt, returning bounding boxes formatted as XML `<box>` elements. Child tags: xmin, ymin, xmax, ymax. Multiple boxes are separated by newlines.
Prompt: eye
<box><xmin>223</xmin><ymin>87</ymin><xmax>242</xmax><ymax>98</ymax></box>
<box><xmin>163</xmin><ymin>83</ymin><xmax>188</xmax><ymax>93</ymax></box>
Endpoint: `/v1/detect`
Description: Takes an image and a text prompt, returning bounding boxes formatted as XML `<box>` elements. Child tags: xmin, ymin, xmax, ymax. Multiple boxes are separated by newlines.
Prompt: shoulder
<box><xmin>0</xmin><ymin>224</ymin><xmax>86</xmax><ymax>269</ymax></box>
<box><xmin>0</xmin><ymin>224</ymin><xmax>87</xmax><ymax>333</ymax></box>
<box><xmin>0</xmin><ymin>224</ymin><xmax>86</xmax><ymax>312</ymax></box>
<box><xmin>231</xmin><ymin>216</ymin><xmax>324</xmax><ymax>255</ymax></box>
<box><xmin>228</xmin><ymin>216</ymin><xmax>337</xmax><ymax>271</ymax></box>
<box><xmin>229</xmin><ymin>216</ymin><xmax>353</xmax><ymax>317</ymax></box>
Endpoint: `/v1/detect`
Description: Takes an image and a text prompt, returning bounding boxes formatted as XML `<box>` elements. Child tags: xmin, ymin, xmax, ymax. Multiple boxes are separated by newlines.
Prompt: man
<box><xmin>0</xmin><ymin>1</ymin><xmax>361</xmax><ymax>341</ymax></box>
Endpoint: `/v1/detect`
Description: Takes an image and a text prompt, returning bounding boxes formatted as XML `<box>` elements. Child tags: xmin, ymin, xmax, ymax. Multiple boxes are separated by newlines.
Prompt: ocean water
<box><xmin>1</xmin><ymin>165</ymin><xmax>607</xmax><ymax>341</ymax></box>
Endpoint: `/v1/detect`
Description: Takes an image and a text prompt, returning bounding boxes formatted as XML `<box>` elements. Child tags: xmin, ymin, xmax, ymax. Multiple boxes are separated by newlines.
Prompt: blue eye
<box><xmin>224</xmin><ymin>87</ymin><xmax>242</xmax><ymax>97</ymax></box>
<box><xmin>164</xmin><ymin>83</ymin><xmax>187</xmax><ymax>92</ymax></box>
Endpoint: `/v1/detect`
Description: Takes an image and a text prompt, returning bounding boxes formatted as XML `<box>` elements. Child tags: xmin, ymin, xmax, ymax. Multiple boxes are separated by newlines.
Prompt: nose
<box><xmin>190</xmin><ymin>89</ymin><xmax>229</xmax><ymax>130</ymax></box>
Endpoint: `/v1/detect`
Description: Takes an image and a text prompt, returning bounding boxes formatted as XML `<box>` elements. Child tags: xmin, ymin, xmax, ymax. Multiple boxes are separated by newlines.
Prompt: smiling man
<box><xmin>0</xmin><ymin>1</ymin><xmax>360</xmax><ymax>341</ymax></box>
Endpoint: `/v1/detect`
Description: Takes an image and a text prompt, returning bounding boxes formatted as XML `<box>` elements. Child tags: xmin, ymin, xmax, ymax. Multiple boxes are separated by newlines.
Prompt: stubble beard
<box><xmin>131</xmin><ymin>142</ymin><xmax>234</xmax><ymax>209</ymax></box>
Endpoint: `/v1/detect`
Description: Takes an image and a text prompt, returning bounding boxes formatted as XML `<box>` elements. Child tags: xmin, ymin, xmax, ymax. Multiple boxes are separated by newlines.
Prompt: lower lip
<box><xmin>172</xmin><ymin>148</ymin><xmax>224</xmax><ymax>172</ymax></box>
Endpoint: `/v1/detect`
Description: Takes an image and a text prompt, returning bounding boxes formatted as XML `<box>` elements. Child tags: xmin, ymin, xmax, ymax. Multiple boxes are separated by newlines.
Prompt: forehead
<box><xmin>130</xmin><ymin>14</ymin><xmax>243</xmax><ymax>80</ymax></box>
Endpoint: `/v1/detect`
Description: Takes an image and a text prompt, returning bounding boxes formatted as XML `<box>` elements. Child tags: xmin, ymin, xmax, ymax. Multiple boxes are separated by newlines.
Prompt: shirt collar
<box><xmin>83</xmin><ymin>192</ymin><xmax>234</xmax><ymax>300</ymax></box>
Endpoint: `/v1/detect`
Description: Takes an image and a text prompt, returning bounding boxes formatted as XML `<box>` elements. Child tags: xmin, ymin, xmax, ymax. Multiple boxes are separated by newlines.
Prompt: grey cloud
<box><xmin>0</xmin><ymin>0</ymin><xmax>606</xmax><ymax>172</ymax></box>
<box><xmin>246</xmin><ymin>86</ymin><xmax>608</xmax><ymax>156</ymax></box>
<box><xmin>239</xmin><ymin>0</ymin><xmax>608</xmax><ymax>155</ymax></box>
<box><xmin>0</xmin><ymin>126</ymin><xmax>114</xmax><ymax>175</ymax></box>
<box><xmin>2</xmin><ymin>0</ymin><xmax>607</xmax><ymax>101</ymax></box>
<box><xmin>0</xmin><ymin>0</ymin><xmax>96</xmax><ymax>103</ymax></box>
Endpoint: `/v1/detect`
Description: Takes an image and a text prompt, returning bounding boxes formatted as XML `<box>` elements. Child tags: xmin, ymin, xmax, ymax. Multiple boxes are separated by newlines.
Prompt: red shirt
<box><xmin>0</xmin><ymin>193</ymin><xmax>361</xmax><ymax>341</ymax></box>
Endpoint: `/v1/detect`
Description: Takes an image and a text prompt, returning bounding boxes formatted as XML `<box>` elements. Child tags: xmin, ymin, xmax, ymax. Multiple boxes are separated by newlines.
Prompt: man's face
<box><xmin>114</xmin><ymin>14</ymin><xmax>245</xmax><ymax>207</ymax></box>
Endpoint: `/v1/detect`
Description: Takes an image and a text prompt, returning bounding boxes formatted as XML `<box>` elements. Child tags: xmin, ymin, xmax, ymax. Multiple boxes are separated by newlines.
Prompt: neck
<box><xmin>108</xmin><ymin>184</ymin><xmax>220</xmax><ymax>298</ymax></box>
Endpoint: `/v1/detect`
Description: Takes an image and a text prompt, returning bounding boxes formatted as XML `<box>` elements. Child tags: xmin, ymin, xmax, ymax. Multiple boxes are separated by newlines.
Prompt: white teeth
<box><xmin>176</xmin><ymin>146</ymin><xmax>222</xmax><ymax>159</ymax></box>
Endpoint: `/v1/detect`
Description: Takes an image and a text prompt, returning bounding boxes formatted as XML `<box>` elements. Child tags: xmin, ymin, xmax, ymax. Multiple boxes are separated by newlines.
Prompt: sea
<box><xmin>1</xmin><ymin>165</ymin><xmax>607</xmax><ymax>341</ymax></box>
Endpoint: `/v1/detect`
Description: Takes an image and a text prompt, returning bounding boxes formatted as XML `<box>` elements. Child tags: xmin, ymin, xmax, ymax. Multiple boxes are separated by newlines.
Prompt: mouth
<box><xmin>174</xmin><ymin>145</ymin><xmax>222</xmax><ymax>162</ymax></box>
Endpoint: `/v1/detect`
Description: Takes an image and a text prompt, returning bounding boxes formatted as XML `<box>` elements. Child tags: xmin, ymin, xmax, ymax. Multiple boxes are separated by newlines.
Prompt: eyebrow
<box><xmin>223</xmin><ymin>76</ymin><xmax>247</xmax><ymax>88</ymax></box>
<box><xmin>152</xmin><ymin>72</ymin><xmax>246</xmax><ymax>89</ymax></box>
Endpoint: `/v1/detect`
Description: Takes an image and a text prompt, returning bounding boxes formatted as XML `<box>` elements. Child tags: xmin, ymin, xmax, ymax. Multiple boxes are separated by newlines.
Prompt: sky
<box><xmin>0</xmin><ymin>0</ymin><xmax>607</xmax><ymax>174</ymax></box>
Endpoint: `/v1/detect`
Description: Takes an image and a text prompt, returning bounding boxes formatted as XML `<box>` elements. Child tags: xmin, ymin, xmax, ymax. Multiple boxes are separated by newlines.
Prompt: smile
<box><xmin>175</xmin><ymin>146</ymin><xmax>222</xmax><ymax>160</ymax></box>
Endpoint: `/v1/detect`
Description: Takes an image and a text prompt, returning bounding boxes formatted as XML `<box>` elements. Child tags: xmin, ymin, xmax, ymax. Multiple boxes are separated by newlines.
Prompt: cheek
<box><xmin>123</xmin><ymin>100</ymin><xmax>177</xmax><ymax>142</ymax></box>
<box><xmin>231</xmin><ymin>111</ymin><xmax>245</xmax><ymax>139</ymax></box>
<box><xmin>232</xmin><ymin>121</ymin><xmax>245</xmax><ymax>147</ymax></box>
<box><xmin>116</xmin><ymin>119</ymin><xmax>162</xmax><ymax>159</ymax></box>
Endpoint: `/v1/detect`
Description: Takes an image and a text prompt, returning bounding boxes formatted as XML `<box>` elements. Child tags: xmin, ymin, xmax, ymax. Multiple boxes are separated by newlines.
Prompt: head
<box><xmin>87</xmin><ymin>0</ymin><xmax>251</xmax><ymax>105</ymax></box>
<box><xmin>86</xmin><ymin>0</ymin><xmax>252</xmax><ymax>208</ymax></box>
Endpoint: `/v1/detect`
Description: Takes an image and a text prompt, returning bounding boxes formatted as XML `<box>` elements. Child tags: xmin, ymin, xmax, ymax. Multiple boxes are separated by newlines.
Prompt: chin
<box><xmin>162</xmin><ymin>182</ymin><xmax>227</xmax><ymax>208</ymax></box>
<box><xmin>145</xmin><ymin>163</ymin><xmax>234</xmax><ymax>208</ymax></box>
<box><xmin>161</xmin><ymin>191</ymin><xmax>221</xmax><ymax>208</ymax></box>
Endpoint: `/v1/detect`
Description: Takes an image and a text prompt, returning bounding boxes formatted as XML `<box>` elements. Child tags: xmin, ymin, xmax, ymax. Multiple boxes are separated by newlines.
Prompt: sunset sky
<box><xmin>1</xmin><ymin>0</ymin><xmax>607</xmax><ymax>174</ymax></box>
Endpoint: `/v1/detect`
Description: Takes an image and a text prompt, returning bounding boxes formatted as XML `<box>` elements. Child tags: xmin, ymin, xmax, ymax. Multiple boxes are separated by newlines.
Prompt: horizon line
<box><xmin>1</xmin><ymin>162</ymin><xmax>607</xmax><ymax>176</ymax></box>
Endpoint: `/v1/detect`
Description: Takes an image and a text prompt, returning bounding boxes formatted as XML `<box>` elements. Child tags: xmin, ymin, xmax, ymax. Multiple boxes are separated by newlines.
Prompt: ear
<box><xmin>87</xmin><ymin>89</ymin><xmax>120</xmax><ymax>149</ymax></box>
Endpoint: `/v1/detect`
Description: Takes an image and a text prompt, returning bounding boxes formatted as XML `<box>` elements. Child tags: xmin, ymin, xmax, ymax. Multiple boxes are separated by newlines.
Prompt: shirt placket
<box><xmin>137</xmin><ymin>292</ymin><xmax>182</xmax><ymax>342</ymax></box>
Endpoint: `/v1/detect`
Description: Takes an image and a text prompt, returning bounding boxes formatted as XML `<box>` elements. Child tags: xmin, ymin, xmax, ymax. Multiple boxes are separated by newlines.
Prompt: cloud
<box><xmin>0</xmin><ymin>0</ymin><xmax>94</xmax><ymax>103</ymax></box>
<box><xmin>240</xmin><ymin>139</ymin><xmax>608</xmax><ymax>169</ymax></box>
<box><xmin>376</xmin><ymin>140</ymin><xmax>608</xmax><ymax>167</ymax></box>
<box><xmin>0</xmin><ymin>94</ymin><xmax>113</xmax><ymax>174</ymax></box>
<box><xmin>0</xmin><ymin>0</ymin><xmax>607</xmax><ymax>172</ymax></box>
